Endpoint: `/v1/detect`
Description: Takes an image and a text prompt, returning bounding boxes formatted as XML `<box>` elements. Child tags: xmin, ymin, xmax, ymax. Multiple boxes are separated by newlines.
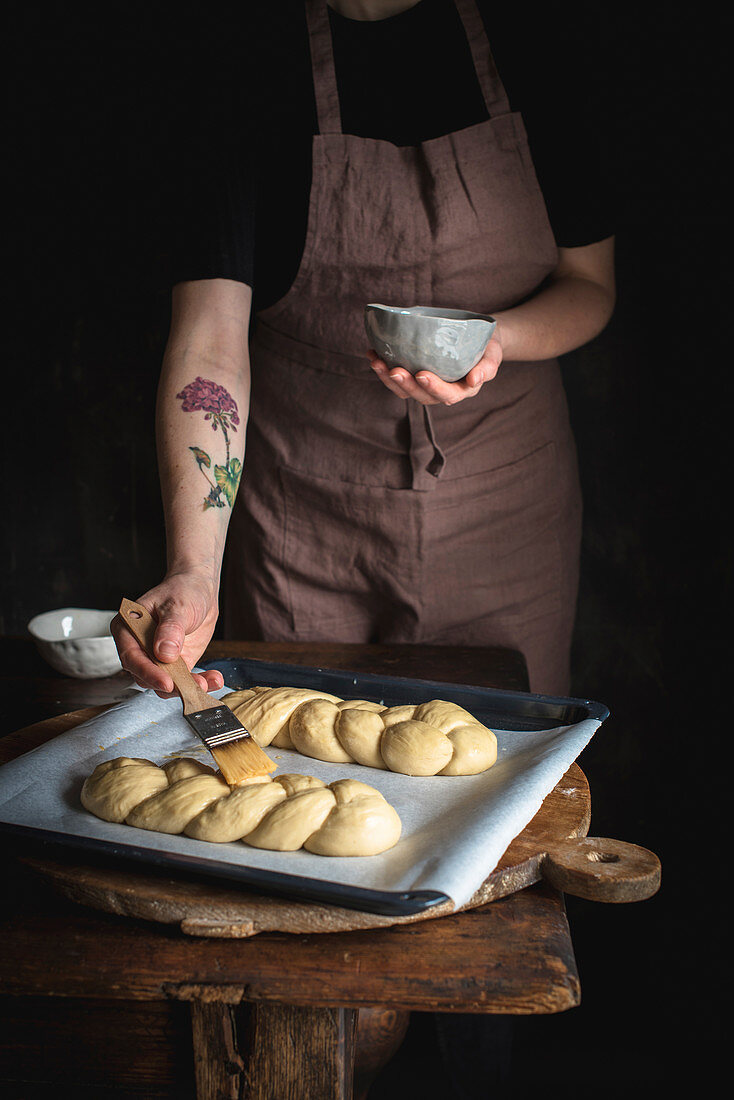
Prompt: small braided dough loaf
<box><xmin>222</xmin><ymin>688</ymin><xmax>497</xmax><ymax>777</ymax></box>
<box><xmin>80</xmin><ymin>757</ymin><xmax>401</xmax><ymax>856</ymax></box>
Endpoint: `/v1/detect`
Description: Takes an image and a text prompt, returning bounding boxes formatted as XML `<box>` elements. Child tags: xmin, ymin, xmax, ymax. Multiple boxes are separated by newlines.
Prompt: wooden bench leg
<box><xmin>241</xmin><ymin>1003</ymin><xmax>357</xmax><ymax>1100</ymax></box>
<box><xmin>188</xmin><ymin>999</ymin><xmax>406</xmax><ymax>1100</ymax></box>
<box><xmin>190</xmin><ymin>1001</ymin><xmax>244</xmax><ymax>1100</ymax></box>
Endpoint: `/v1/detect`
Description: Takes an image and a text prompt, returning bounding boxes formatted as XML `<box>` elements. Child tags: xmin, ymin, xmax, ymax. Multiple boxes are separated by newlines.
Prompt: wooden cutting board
<box><xmin>4</xmin><ymin>707</ymin><xmax>660</xmax><ymax>937</ymax></box>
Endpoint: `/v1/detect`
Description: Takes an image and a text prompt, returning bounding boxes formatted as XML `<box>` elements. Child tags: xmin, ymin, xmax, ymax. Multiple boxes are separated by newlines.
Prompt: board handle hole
<box><xmin>586</xmin><ymin>850</ymin><xmax>620</xmax><ymax>864</ymax></box>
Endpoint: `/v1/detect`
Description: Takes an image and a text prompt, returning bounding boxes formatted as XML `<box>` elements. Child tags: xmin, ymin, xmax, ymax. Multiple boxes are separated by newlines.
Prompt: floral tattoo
<box><xmin>176</xmin><ymin>377</ymin><xmax>242</xmax><ymax>510</ymax></box>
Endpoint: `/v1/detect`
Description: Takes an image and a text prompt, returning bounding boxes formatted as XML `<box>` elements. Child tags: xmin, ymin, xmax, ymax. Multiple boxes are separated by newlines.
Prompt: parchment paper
<box><xmin>0</xmin><ymin>683</ymin><xmax>603</xmax><ymax>910</ymax></box>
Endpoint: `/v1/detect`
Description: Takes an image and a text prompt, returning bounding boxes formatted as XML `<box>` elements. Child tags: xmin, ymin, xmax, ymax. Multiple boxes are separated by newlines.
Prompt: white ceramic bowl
<box><xmin>27</xmin><ymin>608</ymin><xmax>123</xmax><ymax>679</ymax></box>
<box><xmin>365</xmin><ymin>303</ymin><xmax>496</xmax><ymax>382</ymax></box>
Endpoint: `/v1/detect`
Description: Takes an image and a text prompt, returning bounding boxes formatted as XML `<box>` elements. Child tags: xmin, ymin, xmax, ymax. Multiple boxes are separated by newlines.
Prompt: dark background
<box><xmin>5</xmin><ymin>3</ymin><xmax>727</xmax><ymax>1097</ymax></box>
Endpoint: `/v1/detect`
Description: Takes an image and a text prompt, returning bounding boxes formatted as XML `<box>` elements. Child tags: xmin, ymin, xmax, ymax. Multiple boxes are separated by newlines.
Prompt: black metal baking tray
<box><xmin>1</xmin><ymin>822</ymin><xmax>452</xmax><ymax>916</ymax></box>
<box><xmin>1</xmin><ymin>658</ymin><xmax>608</xmax><ymax>917</ymax></box>
<box><xmin>201</xmin><ymin>656</ymin><xmax>610</xmax><ymax>731</ymax></box>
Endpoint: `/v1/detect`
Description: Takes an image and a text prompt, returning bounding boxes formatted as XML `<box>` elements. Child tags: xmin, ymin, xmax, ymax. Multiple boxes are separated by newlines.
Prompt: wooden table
<box><xmin>0</xmin><ymin>638</ymin><xmax>582</xmax><ymax>1099</ymax></box>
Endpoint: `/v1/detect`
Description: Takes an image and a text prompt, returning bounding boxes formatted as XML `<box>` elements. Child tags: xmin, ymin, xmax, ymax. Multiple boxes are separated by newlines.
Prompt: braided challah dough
<box><xmin>80</xmin><ymin>756</ymin><xmax>401</xmax><ymax>856</ymax></box>
<box><xmin>222</xmin><ymin>687</ymin><xmax>497</xmax><ymax>776</ymax></box>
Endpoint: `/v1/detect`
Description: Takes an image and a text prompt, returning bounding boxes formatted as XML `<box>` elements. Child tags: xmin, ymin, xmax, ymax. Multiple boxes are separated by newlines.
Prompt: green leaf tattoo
<box><xmin>214</xmin><ymin>458</ymin><xmax>242</xmax><ymax>508</ymax></box>
<box><xmin>189</xmin><ymin>446</ymin><xmax>211</xmax><ymax>469</ymax></box>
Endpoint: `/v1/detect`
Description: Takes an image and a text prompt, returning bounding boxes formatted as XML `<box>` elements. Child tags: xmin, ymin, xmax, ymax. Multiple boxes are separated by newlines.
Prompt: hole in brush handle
<box><xmin>119</xmin><ymin>598</ymin><xmax>157</xmax><ymax>656</ymax></box>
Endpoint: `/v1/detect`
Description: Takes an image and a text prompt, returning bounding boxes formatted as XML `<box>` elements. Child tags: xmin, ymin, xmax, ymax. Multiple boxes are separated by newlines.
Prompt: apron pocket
<box><xmin>279</xmin><ymin>466</ymin><xmax>424</xmax><ymax>637</ymax></box>
<box><xmin>424</xmin><ymin>441</ymin><xmax>565</xmax><ymax>626</ymax></box>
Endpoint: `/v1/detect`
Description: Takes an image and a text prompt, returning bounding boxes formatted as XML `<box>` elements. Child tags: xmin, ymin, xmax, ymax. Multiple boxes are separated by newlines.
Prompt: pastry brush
<box><xmin>116</xmin><ymin>597</ymin><xmax>277</xmax><ymax>784</ymax></box>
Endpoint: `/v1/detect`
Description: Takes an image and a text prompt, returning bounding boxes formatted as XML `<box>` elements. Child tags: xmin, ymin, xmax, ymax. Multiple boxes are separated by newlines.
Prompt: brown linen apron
<box><xmin>223</xmin><ymin>0</ymin><xmax>582</xmax><ymax>695</ymax></box>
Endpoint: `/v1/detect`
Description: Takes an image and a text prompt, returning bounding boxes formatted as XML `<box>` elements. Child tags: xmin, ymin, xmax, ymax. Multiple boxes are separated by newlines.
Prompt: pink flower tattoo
<box><xmin>176</xmin><ymin>377</ymin><xmax>242</xmax><ymax>511</ymax></box>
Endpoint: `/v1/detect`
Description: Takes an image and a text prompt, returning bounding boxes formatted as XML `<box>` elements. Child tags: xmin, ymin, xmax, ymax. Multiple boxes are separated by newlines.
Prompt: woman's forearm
<box><xmin>111</xmin><ymin>279</ymin><xmax>252</xmax><ymax>691</ymax></box>
<box><xmin>494</xmin><ymin>237</ymin><xmax>616</xmax><ymax>362</ymax></box>
<box><xmin>156</xmin><ymin>279</ymin><xmax>252</xmax><ymax>587</ymax></box>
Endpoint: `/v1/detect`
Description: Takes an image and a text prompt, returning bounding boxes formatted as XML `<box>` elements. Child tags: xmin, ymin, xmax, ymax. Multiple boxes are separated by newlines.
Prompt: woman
<box><xmin>114</xmin><ymin>0</ymin><xmax>615</xmax><ymax>698</ymax></box>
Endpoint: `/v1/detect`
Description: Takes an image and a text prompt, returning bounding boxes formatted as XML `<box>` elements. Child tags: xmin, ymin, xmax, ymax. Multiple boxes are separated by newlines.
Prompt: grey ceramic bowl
<box><xmin>365</xmin><ymin>303</ymin><xmax>496</xmax><ymax>382</ymax></box>
<box><xmin>28</xmin><ymin>607</ymin><xmax>123</xmax><ymax>678</ymax></box>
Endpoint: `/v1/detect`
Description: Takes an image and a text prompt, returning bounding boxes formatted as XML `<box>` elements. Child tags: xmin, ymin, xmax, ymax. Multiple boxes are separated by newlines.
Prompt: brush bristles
<box><xmin>211</xmin><ymin>735</ymin><xmax>277</xmax><ymax>786</ymax></box>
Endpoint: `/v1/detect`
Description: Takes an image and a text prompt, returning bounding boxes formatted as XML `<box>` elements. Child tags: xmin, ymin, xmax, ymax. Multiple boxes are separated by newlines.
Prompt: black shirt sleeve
<box><xmin>169</xmin><ymin>144</ymin><xmax>257</xmax><ymax>289</ymax></box>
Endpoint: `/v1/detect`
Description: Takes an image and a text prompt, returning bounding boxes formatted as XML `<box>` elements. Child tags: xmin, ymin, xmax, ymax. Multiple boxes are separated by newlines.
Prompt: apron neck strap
<box><xmin>305</xmin><ymin>0</ymin><xmax>511</xmax><ymax>136</ymax></box>
<box><xmin>305</xmin><ymin>1</ymin><xmax>343</xmax><ymax>135</ymax></box>
<box><xmin>453</xmin><ymin>0</ymin><xmax>511</xmax><ymax>117</ymax></box>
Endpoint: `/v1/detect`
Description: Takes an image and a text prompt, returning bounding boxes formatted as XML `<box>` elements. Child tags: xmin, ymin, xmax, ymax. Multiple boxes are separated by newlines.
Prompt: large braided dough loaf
<box><xmin>81</xmin><ymin>757</ymin><xmax>401</xmax><ymax>856</ymax></box>
<box><xmin>222</xmin><ymin>686</ymin><xmax>498</xmax><ymax>777</ymax></box>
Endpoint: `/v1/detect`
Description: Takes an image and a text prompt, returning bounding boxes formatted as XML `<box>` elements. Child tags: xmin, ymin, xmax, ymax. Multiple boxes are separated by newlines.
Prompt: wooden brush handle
<box><xmin>116</xmin><ymin>598</ymin><xmax>215</xmax><ymax>714</ymax></box>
